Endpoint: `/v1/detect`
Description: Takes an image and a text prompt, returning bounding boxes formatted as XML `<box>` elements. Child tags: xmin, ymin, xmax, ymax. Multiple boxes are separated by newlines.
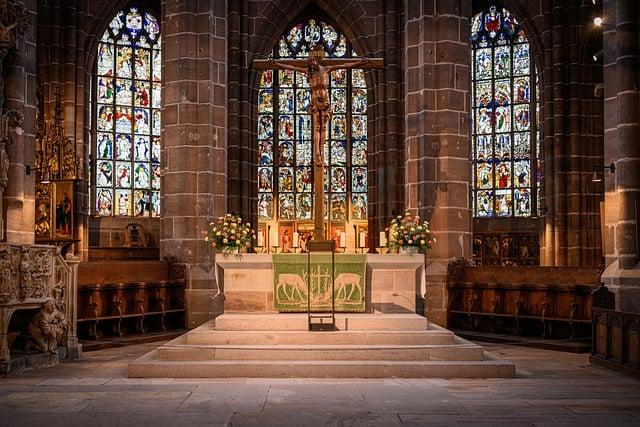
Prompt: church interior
<box><xmin>0</xmin><ymin>0</ymin><xmax>639</xmax><ymax>424</ymax></box>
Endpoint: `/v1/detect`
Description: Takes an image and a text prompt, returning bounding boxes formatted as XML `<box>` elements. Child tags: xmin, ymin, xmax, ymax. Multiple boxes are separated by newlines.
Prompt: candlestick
<box><xmin>340</xmin><ymin>232</ymin><xmax>347</xmax><ymax>248</ymax></box>
<box><xmin>257</xmin><ymin>230</ymin><xmax>264</xmax><ymax>247</ymax></box>
<box><xmin>293</xmin><ymin>232</ymin><xmax>299</xmax><ymax>248</ymax></box>
<box><xmin>359</xmin><ymin>232</ymin><xmax>366</xmax><ymax>249</ymax></box>
<box><xmin>270</xmin><ymin>230</ymin><xmax>278</xmax><ymax>247</ymax></box>
<box><xmin>379</xmin><ymin>231</ymin><xmax>387</xmax><ymax>247</ymax></box>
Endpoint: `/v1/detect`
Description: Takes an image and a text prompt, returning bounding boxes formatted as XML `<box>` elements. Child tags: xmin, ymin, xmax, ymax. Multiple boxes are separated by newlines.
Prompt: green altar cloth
<box><xmin>272</xmin><ymin>254</ymin><xmax>366</xmax><ymax>312</ymax></box>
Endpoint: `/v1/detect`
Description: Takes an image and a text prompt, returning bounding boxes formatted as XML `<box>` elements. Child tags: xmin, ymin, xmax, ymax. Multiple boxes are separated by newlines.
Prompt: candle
<box><xmin>340</xmin><ymin>232</ymin><xmax>347</xmax><ymax>248</ymax></box>
<box><xmin>379</xmin><ymin>231</ymin><xmax>387</xmax><ymax>247</ymax></box>
<box><xmin>270</xmin><ymin>230</ymin><xmax>278</xmax><ymax>247</ymax></box>
<box><xmin>293</xmin><ymin>232</ymin><xmax>299</xmax><ymax>248</ymax></box>
<box><xmin>257</xmin><ymin>230</ymin><xmax>264</xmax><ymax>247</ymax></box>
<box><xmin>359</xmin><ymin>232</ymin><xmax>366</xmax><ymax>248</ymax></box>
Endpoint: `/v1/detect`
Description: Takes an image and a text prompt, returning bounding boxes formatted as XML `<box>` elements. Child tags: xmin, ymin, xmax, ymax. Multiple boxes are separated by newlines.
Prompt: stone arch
<box><xmin>251</xmin><ymin>1</ymin><xmax>376</xmax><ymax>90</ymax></box>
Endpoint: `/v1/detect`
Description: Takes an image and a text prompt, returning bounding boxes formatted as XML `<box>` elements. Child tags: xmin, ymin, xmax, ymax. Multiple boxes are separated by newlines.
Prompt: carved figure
<box><xmin>268</xmin><ymin>46</ymin><xmax>370</xmax><ymax>237</ymax></box>
<box><xmin>269</xmin><ymin>46</ymin><xmax>367</xmax><ymax>166</ymax></box>
<box><xmin>0</xmin><ymin>140</ymin><xmax>7</xmax><ymax>188</ymax></box>
<box><xmin>25</xmin><ymin>299</ymin><xmax>67</xmax><ymax>354</ymax></box>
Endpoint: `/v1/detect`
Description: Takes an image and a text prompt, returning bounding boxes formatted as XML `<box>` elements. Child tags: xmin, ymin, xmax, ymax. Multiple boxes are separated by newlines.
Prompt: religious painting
<box><xmin>329</xmin><ymin>223</ymin><xmax>345</xmax><ymax>248</ymax></box>
<box><xmin>52</xmin><ymin>181</ymin><xmax>74</xmax><ymax>241</ymax></box>
<box><xmin>279</xmin><ymin>222</ymin><xmax>294</xmax><ymax>253</ymax></box>
<box><xmin>35</xmin><ymin>183</ymin><xmax>52</xmax><ymax>241</ymax></box>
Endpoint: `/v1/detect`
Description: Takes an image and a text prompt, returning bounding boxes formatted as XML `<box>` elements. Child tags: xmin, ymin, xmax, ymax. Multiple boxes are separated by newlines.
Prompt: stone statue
<box><xmin>25</xmin><ymin>299</ymin><xmax>68</xmax><ymax>354</ymax></box>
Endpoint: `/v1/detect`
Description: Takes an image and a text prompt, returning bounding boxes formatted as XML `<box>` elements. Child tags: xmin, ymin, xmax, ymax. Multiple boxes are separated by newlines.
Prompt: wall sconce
<box><xmin>592</xmin><ymin>162</ymin><xmax>615</xmax><ymax>183</ymax></box>
<box><xmin>592</xmin><ymin>49</ymin><xmax>603</xmax><ymax>62</ymax></box>
<box><xmin>593</xmin><ymin>16</ymin><xmax>603</xmax><ymax>27</ymax></box>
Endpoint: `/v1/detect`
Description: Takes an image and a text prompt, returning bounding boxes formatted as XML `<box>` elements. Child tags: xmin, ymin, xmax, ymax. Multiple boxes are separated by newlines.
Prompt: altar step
<box><xmin>185</xmin><ymin>330</ymin><xmax>455</xmax><ymax>346</ymax></box>
<box><xmin>128</xmin><ymin>314</ymin><xmax>516</xmax><ymax>378</ymax></box>
<box><xmin>213</xmin><ymin>313</ymin><xmax>428</xmax><ymax>331</ymax></box>
<box><xmin>129</xmin><ymin>353</ymin><xmax>514</xmax><ymax>378</ymax></box>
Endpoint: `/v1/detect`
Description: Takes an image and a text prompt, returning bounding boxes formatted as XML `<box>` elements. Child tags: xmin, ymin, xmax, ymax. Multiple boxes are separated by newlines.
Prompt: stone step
<box><xmin>185</xmin><ymin>329</ymin><xmax>455</xmax><ymax>346</ymax></box>
<box><xmin>156</xmin><ymin>342</ymin><xmax>484</xmax><ymax>361</ymax></box>
<box><xmin>128</xmin><ymin>351</ymin><xmax>515</xmax><ymax>378</ymax></box>
<box><xmin>213</xmin><ymin>313</ymin><xmax>428</xmax><ymax>331</ymax></box>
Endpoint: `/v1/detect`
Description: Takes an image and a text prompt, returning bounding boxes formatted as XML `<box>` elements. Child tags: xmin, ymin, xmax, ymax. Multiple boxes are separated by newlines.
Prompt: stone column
<box><xmin>404</xmin><ymin>0</ymin><xmax>472</xmax><ymax>326</ymax></box>
<box><xmin>161</xmin><ymin>0</ymin><xmax>228</xmax><ymax>328</ymax></box>
<box><xmin>4</xmin><ymin>0</ymin><xmax>36</xmax><ymax>244</ymax></box>
<box><xmin>601</xmin><ymin>0</ymin><xmax>640</xmax><ymax>313</ymax></box>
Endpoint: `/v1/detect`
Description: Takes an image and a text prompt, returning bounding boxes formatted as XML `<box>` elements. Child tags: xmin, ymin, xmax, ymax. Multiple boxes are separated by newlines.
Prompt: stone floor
<box><xmin>0</xmin><ymin>341</ymin><xmax>639</xmax><ymax>426</ymax></box>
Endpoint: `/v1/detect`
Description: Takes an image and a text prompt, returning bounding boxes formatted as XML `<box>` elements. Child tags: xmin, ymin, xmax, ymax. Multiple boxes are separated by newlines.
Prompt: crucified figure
<box><xmin>268</xmin><ymin>45</ymin><xmax>370</xmax><ymax>238</ymax></box>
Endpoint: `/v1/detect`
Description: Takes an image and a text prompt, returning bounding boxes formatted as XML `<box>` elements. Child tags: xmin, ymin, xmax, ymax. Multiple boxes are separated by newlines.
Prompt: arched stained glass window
<box><xmin>257</xmin><ymin>18</ymin><xmax>368</xmax><ymax>226</ymax></box>
<box><xmin>94</xmin><ymin>6</ymin><xmax>161</xmax><ymax>217</ymax></box>
<box><xmin>471</xmin><ymin>6</ymin><xmax>541</xmax><ymax>218</ymax></box>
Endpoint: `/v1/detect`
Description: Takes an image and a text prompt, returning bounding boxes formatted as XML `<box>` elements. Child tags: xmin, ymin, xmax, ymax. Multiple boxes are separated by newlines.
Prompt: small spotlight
<box><xmin>593</xmin><ymin>49</ymin><xmax>603</xmax><ymax>62</ymax></box>
<box><xmin>594</xmin><ymin>16</ymin><xmax>603</xmax><ymax>26</ymax></box>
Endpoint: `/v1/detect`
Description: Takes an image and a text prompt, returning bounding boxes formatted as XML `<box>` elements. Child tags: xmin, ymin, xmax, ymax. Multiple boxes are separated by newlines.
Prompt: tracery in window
<box><xmin>257</xmin><ymin>18</ymin><xmax>368</xmax><ymax>246</ymax></box>
<box><xmin>95</xmin><ymin>6</ymin><xmax>161</xmax><ymax>217</ymax></box>
<box><xmin>471</xmin><ymin>6</ymin><xmax>541</xmax><ymax>218</ymax></box>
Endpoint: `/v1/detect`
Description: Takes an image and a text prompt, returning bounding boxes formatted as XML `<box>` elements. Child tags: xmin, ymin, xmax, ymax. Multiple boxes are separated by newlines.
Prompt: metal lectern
<box><xmin>306</xmin><ymin>240</ymin><xmax>336</xmax><ymax>331</ymax></box>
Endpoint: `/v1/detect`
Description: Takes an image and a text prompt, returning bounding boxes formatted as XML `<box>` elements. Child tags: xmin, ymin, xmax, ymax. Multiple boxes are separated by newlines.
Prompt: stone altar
<box><xmin>215</xmin><ymin>253</ymin><xmax>426</xmax><ymax>314</ymax></box>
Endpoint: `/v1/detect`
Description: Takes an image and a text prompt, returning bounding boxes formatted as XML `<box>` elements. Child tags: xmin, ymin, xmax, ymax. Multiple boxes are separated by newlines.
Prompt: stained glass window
<box><xmin>471</xmin><ymin>6</ymin><xmax>541</xmax><ymax>218</ymax></box>
<box><xmin>95</xmin><ymin>6</ymin><xmax>161</xmax><ymax>217</ymax></box>
<box><xmin>257</xmin><ymin>19</ymin><xmax>368</xmax><ymax>222</ymax></box>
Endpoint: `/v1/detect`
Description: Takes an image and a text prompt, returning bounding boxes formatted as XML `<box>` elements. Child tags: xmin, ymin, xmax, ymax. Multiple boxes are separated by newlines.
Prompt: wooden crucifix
<box><xmin>254</xmin><ymin>45</ymin><xmax>384</xmax><ymax>241</ymax></box>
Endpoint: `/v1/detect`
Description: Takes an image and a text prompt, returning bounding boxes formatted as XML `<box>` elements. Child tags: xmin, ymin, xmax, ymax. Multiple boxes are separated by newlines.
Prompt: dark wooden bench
<box><xmin>77</xmin><ymin>260</ymin><xmax>185</xmax><ymax>340</ymax></box>
<box><xmin>447</xmin><ymin>261</ymin><xmax>600</xmax><ymax>340</ymax></box>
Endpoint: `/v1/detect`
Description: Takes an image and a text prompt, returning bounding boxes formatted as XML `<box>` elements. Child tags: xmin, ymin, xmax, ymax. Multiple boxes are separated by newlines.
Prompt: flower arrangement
<box><xmin>204</xmin><ymin>213</ymin><xmax>255</xmax><ymax>253</ymax></box>
<box><xmin>386</xmin><ymin>211</ymin><xmax>435</xmax><ymax>253</ymax></box>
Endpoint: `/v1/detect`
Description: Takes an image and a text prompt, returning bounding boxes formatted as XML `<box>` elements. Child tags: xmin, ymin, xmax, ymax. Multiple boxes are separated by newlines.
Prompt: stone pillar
<box><xmin>4</xmin><ymin>0</ymin><xmax>36</xmax><ymax>244</ymax></box>
<box><xmin>601</xmin><ymin>0</ymin><xmax>640</xmax><ymax>313</ymax></box>
<box><xmin>161</xmin><ymin>0</ymin><xmax>228</xmax><ymax>328</ymax></box>
<box><xmin>404</xmin><ymin>0</ymin><xmax>472</xmax><ymax>326</ymax></box>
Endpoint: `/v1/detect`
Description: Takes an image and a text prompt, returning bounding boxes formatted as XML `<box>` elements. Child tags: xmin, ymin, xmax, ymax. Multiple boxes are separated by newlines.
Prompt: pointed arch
<box><xmin>92</xmin><ymin>5</ymin><xmax>161</xmax><ymax>217</ymax></box>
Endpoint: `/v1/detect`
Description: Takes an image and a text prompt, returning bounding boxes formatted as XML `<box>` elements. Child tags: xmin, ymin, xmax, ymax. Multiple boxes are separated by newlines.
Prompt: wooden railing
<box><xmin>447</xmin><ymin>260</ymin><xmax>600</xmax><ymax>340</ymax></box>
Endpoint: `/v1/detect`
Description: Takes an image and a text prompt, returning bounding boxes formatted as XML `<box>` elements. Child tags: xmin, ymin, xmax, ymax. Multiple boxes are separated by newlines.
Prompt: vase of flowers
<box><xmin>386</xmin><ymin>211</ymin><xmax>435</xmax><ymax>254</ymax></box>
<box><xmin>204</xmin><ymin>213</ymin><xmax>255</xmax><ymax>254</ymax></box>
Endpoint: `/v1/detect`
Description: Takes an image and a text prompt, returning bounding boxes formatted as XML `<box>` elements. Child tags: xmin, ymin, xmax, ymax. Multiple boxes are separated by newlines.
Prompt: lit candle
<box><xmin>359</xmin><ymin>232</ymin><xmax>366</xmax><ymax>248</ymax></box>
<box><xmin>257</xmin><ymin>230</ymin><xmax>264</xmax><ymax>247</ymax></box>
<box><xmin>293</xmin><ymin>232</ymin><xmax>299</xmax><ymax>248</ymax></box>
<box><xmin>340</xmin><ymin>232</ymin><xmax>347</xmax><ymax>248</ymax></box>
<box><xmin>270</xmin><ymin>230</ymin><xmax>278</xmax><ymax>247</ymax></box>
<box><xmin>379</xmin><ymin>231</ymin><xmax>387</xmax><ymax>247</ymax></box>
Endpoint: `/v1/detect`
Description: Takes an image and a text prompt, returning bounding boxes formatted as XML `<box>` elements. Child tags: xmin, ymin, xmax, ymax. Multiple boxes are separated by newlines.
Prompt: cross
<box><xmin>254</xmin><ymin>45</ymin><xmax>384</xmax><ymax>241</ymax></box>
